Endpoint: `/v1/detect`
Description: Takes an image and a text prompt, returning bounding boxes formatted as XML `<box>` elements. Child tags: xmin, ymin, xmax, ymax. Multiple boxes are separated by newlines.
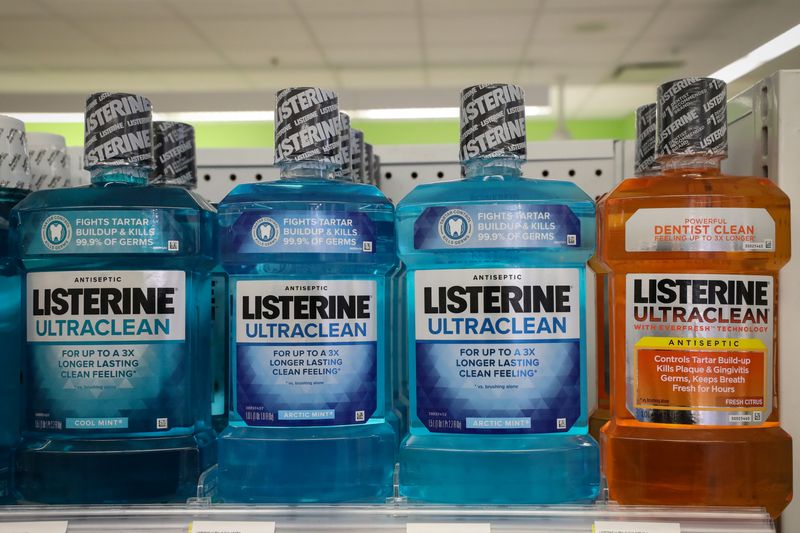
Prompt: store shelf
<box><xmin>0</xmin><ymin>503</ymin><xmax>775</xmax><ymax>532</ymax></box>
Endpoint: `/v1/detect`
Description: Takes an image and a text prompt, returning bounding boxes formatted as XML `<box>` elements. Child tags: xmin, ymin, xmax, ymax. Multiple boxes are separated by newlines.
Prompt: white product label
<box><xmin>191</xmin><ymin>521</ymin><xmax>275</xmax><ymax>533</ymax></box>
<box><xmin>594</xmin><ymin>521</ymin><xmax>680</xmax><ymax>533</ymax></box>
<box><xmin>27</xmin><ymin>270</ymin><xmax>186</xmax><ymax>342</ymax></box>
<box><xmin>414</xmin><ymin>268</ymin><xmax>580</xmax><ymax>341</ymax></box>
<box><xmin>625</xmin><ymin>208</ymin><xmax>775</xmax><ymax>252</ymax></box>
<box><xmin>236</xmin><ymin>279</ymin><xmax>377</xmax><ymax>344</ymax></box>
<box><xmin>0</xmin><ymin>522</ymin><xmax>69</xmax><ymax>533</ymax></box>
<box><xmin>407</xmin><ymin>524</ymin><xmax>491</xmax><ymax>533</ymax></box>
<box><xmin>626</xmin><ymin>273</ymin><xmax>773</xmax><ymax>426</ymax></box>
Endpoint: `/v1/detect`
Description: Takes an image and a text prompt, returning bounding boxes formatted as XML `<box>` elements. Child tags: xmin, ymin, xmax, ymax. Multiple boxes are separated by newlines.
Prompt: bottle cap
<box><xmin>274</xmin><ymin>87</ymin><xmax>341</xmax><ymax>166</ymax></box>
<box><xmin>364</xmin><ymin>143</ymin><xmax>374</xmax><ymax>185</ymax></box>
<box><xmin>657</xmin><ymin>77</ymin><xmax>727</xmax><ymax>158</ymax></box>
<box><xmin>634</xmin><ymin>103</ymin><xmax>659</xmax><ymax>176</ymax></box>
<box><xmin>335</xmin><ymin>112</ymin><xmax>353</xmax><ymax>180</ymax></box>
<box><xmin>350</xmin><ymin>129</ymin><xmax>364</xmax><ymax>182</ymax></box>
<box><xmin>27</xmin><ymin>131</ymin><xmax>70</xmax><ymax>190</ymax></box>
<box><xmin>460</xmin><ymin>83</ymin><xmax>526</xmax><ymax>163</ymax></box>
<box><xmin>151</xmin><ymin>121</ymin><xmax>197</xmax><ymax>189</ymax></box>
<box><xmin>373</xmin><ymin>154</ymin><xmax>381</xmax><ymax>187</ymax></box>
<box><xmin>84</xmin><ymin>92</ymin><xmax>153</xmax><ymax>170</ymax></box>
<box><xmin>0</xmin><ymin>115</ymin><xmax>32</xmax><ymax>190</ymax></box>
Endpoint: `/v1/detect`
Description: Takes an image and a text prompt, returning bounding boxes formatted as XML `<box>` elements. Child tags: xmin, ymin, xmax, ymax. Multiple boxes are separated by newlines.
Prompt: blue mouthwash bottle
<box><xmin>0</xmin><ymin>115</ymin><xmax>32</xmax><ymax>500</ymax></box>
<box><xmin>152</xmin><ymin>121</ymin><xmax>225</xmax><ymax>433</ymax></box>
<box><xmin>396</xmin><ymin>84</ymin><xmax>599</xmax><ymax>503</ymax></box>
<box><xmin>12</xmin><ymin>93</ymin><xmax>216</xmax><ymax>503</ymax></box>
<box><xmin>216</xmin><ymin>88</ymin><xmax>396</xmax><ymax>502</ymax></box>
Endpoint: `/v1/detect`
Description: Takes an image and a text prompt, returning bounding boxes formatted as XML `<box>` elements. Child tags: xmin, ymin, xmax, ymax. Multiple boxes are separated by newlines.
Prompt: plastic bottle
<box><xmin>0</xmin><ymin>116</ymin><xmax>32</xmax><ymax>499</ymax></box>
<box><xmin>12</xmin><ymin>93</ymin><xmax>216</xmax><ymax>503</ymax></box>
<box><xmin>589</xmin><ymin>103</ymin><xmax>660</xmax><ymax>439</ymax></box>
<box><xmin>27</xmin><ymin>132</ymin><xmax>70</xmax><ymax>191</ymax></box>
<box><xmin>216</xmin><ymin>87</ymin><xmax>396</xmax><ymax>502</ymax></box>
<box><xmin>600</xmin><ymin>78</ymin><xmax>792</xmax><ymax>517</ymax></box>
<box><xmin>151</xmin><ymin>120</ymin><xmax>226</xmax><ymax>435</ymax></box>
<box><xmin>396</xmin><ymin>84</ymin><xmax>599</xmax><ymax>503</ymax></box>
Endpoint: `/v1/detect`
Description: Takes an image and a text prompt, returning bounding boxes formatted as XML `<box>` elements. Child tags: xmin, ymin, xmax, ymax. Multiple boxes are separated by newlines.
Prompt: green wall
<box><xmin>27</xmin><ymin>116</ymin><xmax>634</xmax><ymax>148</ymax></box>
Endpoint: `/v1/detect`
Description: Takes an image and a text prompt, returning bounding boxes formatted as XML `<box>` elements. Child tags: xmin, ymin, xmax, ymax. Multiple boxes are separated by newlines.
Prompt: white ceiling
<box><xmin>0</xmin><ymin>0</ymin><xmax>799</xmax><ymax>118</ymax></box>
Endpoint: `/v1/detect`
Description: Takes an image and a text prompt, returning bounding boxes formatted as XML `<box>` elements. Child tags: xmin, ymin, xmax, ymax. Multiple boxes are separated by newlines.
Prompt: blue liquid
<box><xmin>210</xmin><ymin>267</ymin><xmax>229</xmax><ymax>433</ymax></box>
<box><xmin>0</xmin><ymin>188</ymin><xmax>28</xmax><ymax>500</ymax></box>
<box><xmin>11</xmin><ymin>172</ymin><xmax>216</xmax><ymax>503</ymax></box>
<box><xmin>395</xmin><ymin>160</ymin><xmax>600</xmax><ymax>503</ymax></box>
<box><xmin>216</xmin><ymin>174</ymin><xmax>396</xmax><ymax>502</ymax></box>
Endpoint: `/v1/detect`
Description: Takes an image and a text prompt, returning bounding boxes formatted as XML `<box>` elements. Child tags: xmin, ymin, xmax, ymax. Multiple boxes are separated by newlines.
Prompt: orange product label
<box><xmin>634</xmin><ymin>337</ymin><xmax>766</xmax><ymax>411</ymax></box>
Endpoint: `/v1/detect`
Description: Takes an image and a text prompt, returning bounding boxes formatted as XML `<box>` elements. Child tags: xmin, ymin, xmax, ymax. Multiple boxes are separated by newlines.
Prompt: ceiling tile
<box><xmin>516</xmin><ymin>65</ymin><xmax>610</xmax><ymax>85</ymax></box>
<box><xmin>80</xmin><ymin>19</ymin><xmax>209</xmax><ymax>50</ymax></box>
<box><xmin>527</xmin><ymin>41</ymin><xmax>629</xmax><ymax>66</ymax></box>
<box><xmin>326</xmin><ymin>45</ymin><xmax>423</xmax><ymax>67</ymax></box>
<box><xmin>426</xmin><ymin>66</ymin><xmax>517</xmax><ymax>88</ymax></box>
<box><xmin>225</xmin><ymin>47</ymin><xmax>326</xmax><ymax>68</ymax></box>
<box><xmin>191</xmin><ymin>17</ymin><xmax>313</xmax><ymax>48</ymax></box>
<box><xmin>427</xmin><ymin>44</ymin><xmax>523</xmax><ymax>64</ymax></box>
<box><xmin>246</xmin><ymin>69</ymin><xmax>339</xmax><ymax>90</ymax></box>
<box><xmin>294</xmin><ymin>0</ymin><xmax>414</xmax><ymax>16</ymax></box>
<box><xmin>40</xmin><ymin>0</ymin><xmax>167</xmax><ymax>18</ymax></box>
<box><xmin>532</xmin><ymin>8</ymin><xmax>653</xmax><ymax>42</ymax></box>
<box><xmin>420</xmin><ymin>0</ymin><xmax>541</xmax><ymax>14</ymax></box>
<box><xmin>0</xmin><ymin>19</ymin><xmax>98</xmax><ymax>51</ymax></box>
<box><xmin>166</xmin><ymin>0</ymin><xmax>296</xmax><ymax>16</ymax></box>
<box><xmin>306</xmin><ymin>16</ymin><xmax>419</xmax><ymax>46</ymax></box>
<box><xmin>423</xmin><ymin>15</ymin><xmax>532</xmax><ymax>45</ymax></box>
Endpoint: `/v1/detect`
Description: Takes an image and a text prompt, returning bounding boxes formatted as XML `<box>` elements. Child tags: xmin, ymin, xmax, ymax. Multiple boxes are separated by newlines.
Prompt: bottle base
<box><xmin>399</xmin><ymin>432</ymin><xmax>600</xmax><ymax>504</ymax></box>
<box><xmin>15</xmin><ymin>430</ymin><xmax>216</xmax><ymax>504</ymax></box>
<box><xmin>217</xmin><ymin>422</ymin><xmax>396</xmax><ymax>503</ymax></box>
<box><xmin>601</xmin><ymin>420</ymin><xmax>793</xmax><ymax>517</ymax></box>
<box><xmin>589</xmin><ymin>408</ymin><xmax>610</xmax><ymax>441</ymax></box>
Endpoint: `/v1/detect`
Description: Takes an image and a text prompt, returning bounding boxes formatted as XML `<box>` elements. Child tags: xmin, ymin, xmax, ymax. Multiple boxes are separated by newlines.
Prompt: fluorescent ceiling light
<box><xmin>710</xmin><ymin>23</ymin><xmax>800</xmax><ymax>83</ymax></box>
<box><xmin>6</xmin><ymin>106</ymin><xmax>551</xmax><ymax>124</ymax></box>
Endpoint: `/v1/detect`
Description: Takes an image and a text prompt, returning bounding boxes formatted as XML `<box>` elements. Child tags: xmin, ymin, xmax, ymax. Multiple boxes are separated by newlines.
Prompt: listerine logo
<box><xmin>252</xmin><ymin>217</ymin><xmax>280</xmax><ymax>247</ymax></box>
<box><xmin>41</xmin><ymin>214</ymin><xmax>72</xmax><ymax>251</ymax></box>
<box><xmin>438</xmin><ymin>209</ymin><xmax>473</xmax><ymax>246</ymax></box>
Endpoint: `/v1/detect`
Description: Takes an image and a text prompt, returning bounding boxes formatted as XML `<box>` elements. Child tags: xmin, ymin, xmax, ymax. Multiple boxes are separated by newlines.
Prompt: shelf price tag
<box><xmin>191</xmin><ymin>521</ymin><xmax>276</xmax><ymax>533</ymax></box>
<box><xmin>594</xmin><ymin>521</ymin><xmax>680</xmax><ymax>533</ymax></box>
<box><xmin>0</xmin><ymin>522</ymin><xmax>69</xmax><ymax>533</ymax></box>
<box><xmin>407</xmin><ymin>524</ymin><xmax>491</xmax><ymax>533</ymax></box>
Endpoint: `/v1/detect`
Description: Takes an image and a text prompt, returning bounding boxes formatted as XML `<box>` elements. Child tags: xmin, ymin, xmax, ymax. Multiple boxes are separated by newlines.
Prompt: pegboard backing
<box><xmin>195</xmin><ymin>140</ymin><xmax>623</xmax><ymax>204</ymax></box>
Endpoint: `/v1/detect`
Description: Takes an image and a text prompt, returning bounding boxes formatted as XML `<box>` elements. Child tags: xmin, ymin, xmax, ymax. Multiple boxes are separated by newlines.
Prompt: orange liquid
<box><xmin>599</xmin><ymin>166</ymin><xmax>792</xmax><ymax>517</ymax></box>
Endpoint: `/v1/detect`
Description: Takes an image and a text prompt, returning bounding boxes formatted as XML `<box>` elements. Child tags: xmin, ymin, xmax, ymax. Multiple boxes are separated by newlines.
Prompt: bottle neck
<box><xmin>463</xmin><ymin>157</ymin><xmax>523</xmax><ymax>180</ymax></box>
<box><xmin>279</xmin><ymin>161</ymin><xmax>336</xmax><ymax>181</ymax></box>
<box><xmin>659</xmin><ymin>154</ymin><xmax>723</xmax><ymax>177</ymax></box>
<box><xmin>91</xmin><ymin>165</ymin><xmax>150</xmax><ymax>186</ymax></box>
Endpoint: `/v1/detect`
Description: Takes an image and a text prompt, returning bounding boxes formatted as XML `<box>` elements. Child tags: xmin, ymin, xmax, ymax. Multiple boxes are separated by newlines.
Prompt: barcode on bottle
<box><xmin>245</xmin><ymin>411</ymin><xmax>274</xmax><ymax>422</ymax></box>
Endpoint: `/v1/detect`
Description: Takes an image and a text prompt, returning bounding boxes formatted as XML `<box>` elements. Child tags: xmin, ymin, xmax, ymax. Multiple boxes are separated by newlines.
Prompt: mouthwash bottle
<box><xmin>351</xmin><ymin>129</ymin><xmax>365</xmax><ymax>183</ymax></box>
<box><xmin>600</xmin><ymin>78</ymin><xmax>792</xmax><ymax>516</ymax></box>
<box><xmin>27</xmin><ymin>132</ymin><xmax>70</xmax><ymax>191</ymax></box>
<box><xmin>152</xmin><ymin>120</ymin><xmax>226</xmax><ymax>433</ymax></box>
<box><xmin>0</xmin><ymin>115</ymin><xmax>32</xmax><ymax>499</ymax></box>
<box><xmin>396</xmin><ymin>84</ymin><xmax>599</xmax><ymax>503</ymax></box>
<box><xmin>12</xmin><ymin>93</ymin><xmax>216</xmax><ymax>503</ymax></box>
<box><xmin>589</xmin><ymin>103</ymin><xmax>659</xmax><ymax>439</ymax></box>
<box><xmin>216</xmin><ymin>87</ymin><xmax>396</xmax><ymax>502</ymax></box>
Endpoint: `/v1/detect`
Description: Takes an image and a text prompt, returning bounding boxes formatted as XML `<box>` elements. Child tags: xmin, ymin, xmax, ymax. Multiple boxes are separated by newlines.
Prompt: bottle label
<box><xmin>413</xmin><ymin>204</ymin><xmax>580</xmax><ymax>250</ymax></box>
<box><xmin>234</xmin><ymin>279</ymin><xmax>377</xmax><ymax>426</ymax></box>
<box><xmin>626</xmin><ymin>273</ymin><xmax>772</xmax><ymax>425</ymax></box>
<box><xmin>414</xmin><ymin>268</ymin><xmax>582</xmax><ymax>434</ymax></box>
<box><xmin>223</xmin><ymin>209</ymin><xmax>376</xmax><ymax>255</ymax></box>
<box><xmin>26</xmin><ymin>270</ymin><xmax>188</xmax><ymax>433</ymax></box>
<box><xmin>21</xmin><ymin>209</ymin><xmax>193</xmax><ymax>255</ymax></box>
<box><xmin>625</xmin><ymin>208</ymin><xmax>776</xmax><ymax>252</ymax></box>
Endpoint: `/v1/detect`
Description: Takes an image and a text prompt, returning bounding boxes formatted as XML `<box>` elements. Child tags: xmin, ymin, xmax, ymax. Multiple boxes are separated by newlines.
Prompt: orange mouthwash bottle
<box><xmin>590</xmin><ymin>103</ymin><xmax>660</xmax><ymax>439</ymax></box>
<box><xmin>599</xmin><ymin>77</ymin><xmax>792</xmax><ymax>516</ymax></box>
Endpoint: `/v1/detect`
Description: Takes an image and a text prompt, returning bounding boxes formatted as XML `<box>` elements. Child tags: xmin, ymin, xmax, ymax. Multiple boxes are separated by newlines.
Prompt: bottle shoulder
<box><xmin>397</xmin><ymin>176</ymin><xmax>594</xmax><ymax>213</ymax></box>
<box><xmin>219</xmin><ymin>180</ymin><xmax>393</xmax><ymax>212</ymax></box>
<box><xmin>13</xmin><ymin>185</ymin><xmax>216</xmax><ymax>213</ymax></box>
